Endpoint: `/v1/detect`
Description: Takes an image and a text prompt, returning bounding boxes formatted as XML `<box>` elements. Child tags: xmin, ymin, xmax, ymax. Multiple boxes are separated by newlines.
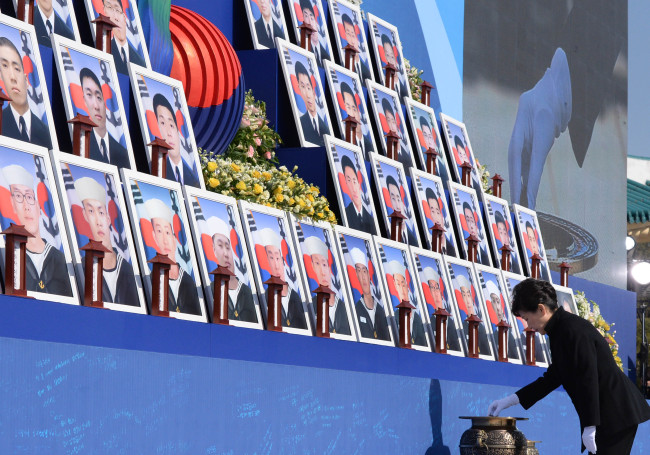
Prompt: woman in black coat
<box><xmin>488</xmin><ymin>279</ymin><xmax>650</xmax><ymax>455</ymax></box>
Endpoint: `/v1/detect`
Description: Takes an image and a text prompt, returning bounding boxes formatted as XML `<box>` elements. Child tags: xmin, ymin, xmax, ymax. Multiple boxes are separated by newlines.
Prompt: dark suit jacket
<box><xmin>254</xmin><ymin>16</ymin><xmax>284</xmax><ymax>48</ymax></box>
<box><xmin>26</xmin><ymin>242</ymin><xmax>73</xmax><ymax>297</ymax></box>
<box><xmin>355</xmin><ymin>297</ymin><xmax>391</xmax><ymax>341</ymax></box>
<box><xmin>402</xmin><ymin>223</ymin><xmax>419</xmax><ymax>247</ymax></box>
<box><xmin>168</xmin><ymin>270</ymin><xmax>201</xmax><ymax>315</ymax></box>
<box><xmin>34</xmin><ymin>8</ymin><xmax>74</xmax><ymax>46</ymax></box>
<box><xmin>441</xmin><ymin>233</ymin><xmax>456</xmax><ymax>257</ymax></box>
<box><xmin>112</xmin><ymin>38</ymin><xmax>146</xmax><ymax>74</ymax></box>
<box><xmin>299</xmin><ymin>111</ymin><xmax>327</xmax><ymax>146</ymax></box>
<box><xmin>395</xmin><ymin>308</ymin><xmax>427</xmax><ymax>346</ymax></box>
<box><xmin>3</xmin><ymin>107</ymin><xmax>52</xmax><ymax>149</ymax></box>
<box><xmin>477</xmin><ymin>244</ymin><xmax>491</xmax><ymax>266</ymax></box>
<box><xmin>345</xmin><ymin>202</ymin><xmax>376</xmax><ymax>235</ymax></box>
<box><xmin>166</xmin><ymin>157</ymin><xmax>200</xmax><ymax>188</ymax></box>
<box><xmin>311</xmin><ymin>42</ymin><xmax>329</xmax><ymax>68</ymax></box>
<box><xmin>356</xmin><ymin>58</ymin><xmax>372</xmax><ymax>82</ymax></box>
<box><xmin>517</xmin><ymin>308</ymin><xmax>650</xmax><ymax>445</ymax></box>
<box><xmin>89</xmin><ymin>132</ymin><xmax>131</xmax><ymax>169</ymax></box>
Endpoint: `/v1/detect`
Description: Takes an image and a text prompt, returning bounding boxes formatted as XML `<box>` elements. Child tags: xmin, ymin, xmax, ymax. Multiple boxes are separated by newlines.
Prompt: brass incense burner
<box><xmin>459</xmin><ymin>416</ymin><xmax>530</xmax><ymax>455</ymax></box>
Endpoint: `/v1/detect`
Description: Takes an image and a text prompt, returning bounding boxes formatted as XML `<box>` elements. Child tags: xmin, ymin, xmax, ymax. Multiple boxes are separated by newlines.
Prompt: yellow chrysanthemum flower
<box><xmin>236</xmin><ymin>181</ymin><xmax>247</xmax><ymax>191</ymax></box>
<box><xmin>230</xmin><ymin>163</ymin><xmax>241</xmax><ymax>172</ymax></box>
<box><xmin>208</xmin><ymin>178</ymin><xmax>219</xmax><ymax>188</ymax></box>
<box><xmin>207</xmin><ymin>162</ymin><xmax>217</xmax><ymax>172</ymax></box>
<box><xmin>275</xmin><ymin>193</ymin><xmax>284</xmax><ymax>203</ymax></box>
<box><xmin>253</xmin><ymin>184</ymin><xmax>263</xmax><ymax>195</ymax></box>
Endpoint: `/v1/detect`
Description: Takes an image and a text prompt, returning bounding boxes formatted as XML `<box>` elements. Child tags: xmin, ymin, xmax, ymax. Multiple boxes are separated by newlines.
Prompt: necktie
<box><xmin>312</xmin><ymin>117</ymin><xmax>318</xmax><ymax>135</ymax></box>
<box><xmin>175</xmin><ymin>165</ymin><xmax>183</xmax><ymax>184</ymax></box>
<box><xmin>266</xmin><ymin>24</ymin><xmax>272</xmax><ymax>41</ymax></box>
<box><xmin>121</xmin><ymin>48</ymin><xmax>127</xmax><ymax>65</ymax></box>
<box><xmin>18</xmin><ymin>116</ymin><xmax>29</xmax><ymax>141</ymax></box>
<box><xmin>46</xmin><ymin>19</ymin><xmax>53</xmax><ymax>35</ymax></box>
<box><xmin>100</xmin><ymin>138</ymin><xmax>108</xmax><ymax>162</ymax></box>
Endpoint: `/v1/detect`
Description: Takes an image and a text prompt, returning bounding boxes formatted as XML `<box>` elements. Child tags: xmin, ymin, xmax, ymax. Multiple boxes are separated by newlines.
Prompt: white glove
<box><xmin>582</xmin><ymin>426</ymin><xmax>597</xmax><ymax>453</ymax></box>
<box><xmin>487</xmin><ymin>393</ymin><xmax>520</xmax><ymax>416</ymax></box>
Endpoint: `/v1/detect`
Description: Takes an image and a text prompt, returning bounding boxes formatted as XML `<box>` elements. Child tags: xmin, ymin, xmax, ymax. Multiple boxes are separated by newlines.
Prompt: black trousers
<box><xmin>589</xmin><ymin>424</ymin><xmax>638</xmax><ymax>455</ymax></box>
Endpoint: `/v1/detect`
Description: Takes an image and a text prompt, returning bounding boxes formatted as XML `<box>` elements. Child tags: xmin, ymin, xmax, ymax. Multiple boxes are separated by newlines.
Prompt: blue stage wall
<box><xmin>0</xmin><ymin>285</ymin><xmax>646</xmax><ymax>454</ymax></box>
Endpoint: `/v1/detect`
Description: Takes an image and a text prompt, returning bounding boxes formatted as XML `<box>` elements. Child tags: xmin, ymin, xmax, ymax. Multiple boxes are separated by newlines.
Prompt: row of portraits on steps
<box><xmin>0</xmin><ymin>13</ymin><xmax>205</xmax><ymax>192</ymax></box>
<box><xmin>0</xmin><ymin>135</ymin><xmax>578</xmax><ymax>363</ymax></box>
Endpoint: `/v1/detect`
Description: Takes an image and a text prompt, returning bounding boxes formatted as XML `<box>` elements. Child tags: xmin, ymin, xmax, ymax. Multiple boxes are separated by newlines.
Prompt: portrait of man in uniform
<box><xmin>74</xmin><ymin>176</ymin><xmax>139</xmax><ymax>305</ymax></box>
<box><xmin>348</xmin><ymin>246</ymin><xmax>390</xmax><ymax>341</ymax></box>
<box><xmin>79</xmin><ymin>67</ymin><xmax>130</xmax><ymax>169</ymax></box>
<box><xmin>327</xmin><ymin>0</ymin><xmax>373</xmax><ymax>82</ymax></box>
<box><xmin>0</xmin><ymin>37</ymin><xmax>52</xmax><ymax>149</ymax></box>
<box><xmin>479</xmin><ymin>271</ymin><xmax>520</xmax><ymax>362</ymax></box>
<box><xmin>440</xmin><ymin>113</ymin><xmax>483</xmax><ymax>196</ymax></box>
<box><xmin>295</xmin><ymin>61</ymin><xmax>328</xmax><ymax>146</ymax></box>
<box><xmin>448</xmin><ymin>181</ymin><xmax>492</xmax><ymax>266</ymax></box>
<box><xmin>420</xmin><ymin>263</ymin><xmax>462</xmax><ymax>353</ymax></box>
<box><xmin>385</xmin><ymin>174</ymin><xmax>419</xmax><ymax>246</ymax></box>
<box><xmin>302</xmin><ymin>234</ymin><xmax>351</xmax><ymax>335</ymax></box>
<box><xmin>340</xmin><ymin>81</ymin><xmax>373</xmax><ymax>153</ymax></box>
<box><xmin>206</xmin><ymin>216</ymin><xmax>256</xmax><ymax>323</ymax></box>
<box><xmin>255</xmin><ymin>227</ymin><xmax>307</xmax><ymax>329</ymax></box>
<box><xmin>367</xmin><ymin>14</ymin><xmax>411</xmax><ymax>101</ymax></box>
<box><xmin>484</xmin><ymin>196</ymin><xmax>523</xmax><ymax>275</ymax></box>
<box><xmin>288</xmin><ymin>0</ymin><xmax>331</xmax><ymax>67</ymax></box>
<box><xmin>84</xmin><ymin>0</ymin><xmax>150</xmax><ymax>74</ymax></box>
<box><xmin>387</xmin><ymin>259</ymin><xmax>426</xmax><ymax>346</ymax></box>
<box><xmin>246</xmin><ymin>0</ymin><xmax>286</xmax><ymax>49</ymax></box>
<box><xmin>341</xmin><ymin>155</ymin><xmax>374</xmax><ymax>233</ymax></box>
<box><xmin>33</xmin><ymin>0</ymin><xmax>76</xmax><ymax>47</ymax></box>
<box><xmin>455</xmin><ymin>273</ymin><xmax>492</xmax><ymax>356</ymax></box>
<box><xmin>102</xmin><ymin>0</ymin><xmax>147</xmax><ymax>73</ymax></box>
<box><xmin>1</xmin><ymin>162</ymin><xmax>72</xmax><ymax>297</ymax></box>
<box><xmin>144</xmin><ymin>198</ymin><xmax>201</xmax><ymax>315</ymax></box>
<box><xmin>152</xmin><ymin>93</ymin><xmax>200</xmax><ymax>187</ymax></box>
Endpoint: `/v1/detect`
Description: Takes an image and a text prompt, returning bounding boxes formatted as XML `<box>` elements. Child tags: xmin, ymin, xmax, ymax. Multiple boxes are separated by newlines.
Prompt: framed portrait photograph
<box><xmin>366</xmin><ymin>79</ymin><xmax>416</xmax><ymax>169</ymax></box>
<box><xmin>366</xmin><ymin>13</ymin><xmax>411</xmax><ymax>101</ymax></box>
<box><xmin>369</xmin><ymin>153</ymin><xmax>421</xmax><ymax>248</ymax></box>
<box><xmin>183</xmin><ymin>187</ymin><xmax>264</xmax><ymax>329</ymax></box>
<box><xmin>128</xmin><ymin>65</ymin><xmax>204</xmax><ymax>189</ymax></box>
<box><xmin>483</xmin><ymin>194</ymin><xmax>523</xmax><ymax>275</ymax></box>
<box><xmin>335</xmin><ymin>226</ymin><xmax>395</xmax><ymax>346</ymax></box>
<box><xmin>51</xmin><ymin>152</ymin><xmax>146</xmax><ymax>313</ymax></box>
<box><xmin>290</xmin><ymin>215</ymin><xmax>358</xmax><ymax>341</ymax></box>
<box><xmin>512</xmin><ymin>204</ymin><xmax>552</xmax><ymax>282</ymax></box>
<box><xmin>553</xmin><ymin>284</ymin><xmax>579</xmax><ymax>315</ymax></box>
<box><xmin>277</xmin><ymin>38</ymin><xmax>332</xmax><ymax>147</ymax></box>
<box><xmin>444</xmin><ymin>255</ymin><xmax>496</xmax><ymax>360</ymax></box>
<box><xmin>324</xmin><ymin>135</ymin><xmax>379</xmax><ymax>235</ymax></box>
<box><xmin>51</xmin><ymin>36</ymin><xmax>135</xmax><ymax>170</ymax></box>
<box><xmin>13</xmin><ymin>0</ymin><xmax>80</xmax><ymax>47</ymax></box>
<box><xmin>374</xmin><ymin>236</ymin><xmax>432</xmax><ymax>351</ymax></box>
<box><xmin>410</xmin><ymin>246</ymin><xmax>465</xmax><ymax>356</ymax></box>
<box><xmin>83</xmin><ymin>0</ymin><xmax>151</xmax><ymax>74</ymax></box>
<box><xmin>323</xmin><ymin>60</ymin><xmax>377</xmax><ymax>156</ymax></box>
<box><xmin>244</xmin><ymin>0</ymin><xmax>288</xmax><ymax>49</ymax></box>
<box><xmin>404</xmin><ymin>98</ymin><xmax>450</xmax><ymax>180</ymax></box>
<box><xmin>239</xmin><ymin>200</ymin><xmax>313</xmax><ymax>335</ymax></box>
<box><xmin>121</xmin><ymin>169</ymin><xmax>207</xmax><ymax>322</ymax></box>
<box><xmin>439</xmin><ymin>113</ymin><xmax>483</xmax><ymax>197</ymax></box>
<box><xmin>501</xmin><ymin>270</ymin><xmax>550</xmax><ymax>367</ymax></box>
<box><xmin>410</xmin><ymin>169</ymin><xmax>458</xmax><ymax>256</ymax></box>
<box><xmin>0</xmin><ymin>137</ymin><xmax>78</xmax><ymax>304</ymax></box>
<box><xmin>326</xmin><ymin>0</ymin><xmax>373</xmax><ymax>82</ymax></box>
<box><xmin>286</xmin><ymin>0</ymin><xmax>333</xmax><ymax>68</ymax></box>
<box><xmin>0</xmin><ymin>16</ymin><xmax>58</xmax><ymax>150</ymax></box>
<box><xmin>447</xmin><ymin>181</ymin><xmax>492</xmax><ymax>266</ymax></box>
<box><xmin>474</xmin><ymin>263</ymin><xmax>523</xmax><ymax>364</ymax></box>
